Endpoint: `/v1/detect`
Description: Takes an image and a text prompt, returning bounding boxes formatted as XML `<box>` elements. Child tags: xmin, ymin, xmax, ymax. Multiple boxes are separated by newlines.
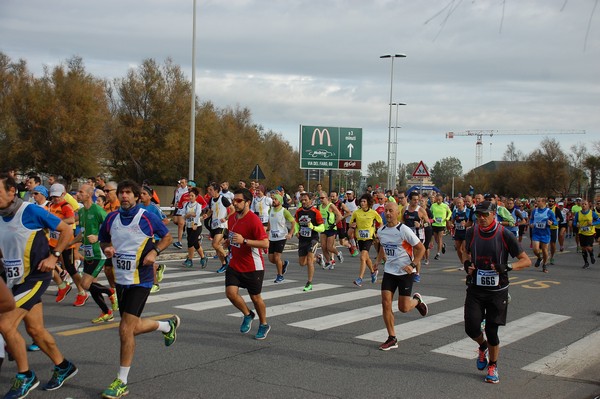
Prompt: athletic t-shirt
<box><xmin>378</xmin><ymin>223</ymin><xmax>420</xmax><ymax>276</ymax></box>
<box><xmin>227</xmin><ymin>211</ymin><xmax>268</xmax><ymax>272</ymax></box>
<box><xmin>349</xmin><ymin>208</ymin><xmax>382</xmax><ymax>240</ymax></box>
<box><xmin>78</xmin><ymin>203</ymin><xmax>107</xmax><ymax>260</ymax></box>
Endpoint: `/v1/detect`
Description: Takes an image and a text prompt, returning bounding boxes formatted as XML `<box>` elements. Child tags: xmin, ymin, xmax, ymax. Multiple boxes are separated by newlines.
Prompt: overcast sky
<box><xmin>1</xmin><ymin>0</ymin><xmax>599</xmax><ymax>176</ymax></box>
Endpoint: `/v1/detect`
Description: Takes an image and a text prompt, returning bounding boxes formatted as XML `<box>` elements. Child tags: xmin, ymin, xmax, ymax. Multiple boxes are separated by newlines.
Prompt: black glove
<box><xmin>463</xmin><ymin>260</ymin><xmax>472</xmax><ymax>273</ymax></box>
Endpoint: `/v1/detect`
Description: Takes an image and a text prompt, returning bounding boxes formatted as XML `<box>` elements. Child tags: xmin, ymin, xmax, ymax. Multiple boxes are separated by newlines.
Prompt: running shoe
<box><xmin>274</xmin><ymin>275</ymin><xmax>284</xmax><ymax>283</ymax></box>
<box><xmin>200</xmin><ymin>257</ymin><xmax>208</xmax><ymax>269</ymax></box>
<box><xmin>316</xmin><ymin>254</ymin><xmax>325</xmax><ymax>268</ymax></box>
<box><xmin>240</xmin><ymin>311</ymin><xmax>255</xmax><ymax>334</ymax></box>
<box><xmin>485</xmin><ymin>364</ymin><xmax>499</xmax><ymax>384</ymax></box>
<box><xmin>55</xmin><ymin>284</ymin><xmax>72</xmax><ymax>303</ymax></box>
<box><xmin>92</xmin><ymin>311</ymin><xmax>114</xmax><ymax>323</ymax></box>
<box><xmin>413</xmin><ymin>293</ymin><xmax>428</xmax><ymax>316</ymax></box>
<box><xmin>352</xmin><ymin>248</ymin><xmax>359</xmax><ymax>257</ymax></box>
<box><xmin>559</xmin><ymin>247</ymin><xmax>564</xmax><ymax>252</ymax></box>
<box><xmin>477</xmin><ymin>346</ymin><xmax>489</xmax><ymax>370</ymax></box>
<box><xmin>434</xmin><ymin>253</ymin><xmax>440</xmax><ymax>260</ymax></box>
<box><xmin>379</xmin><ymin>336</ymin><xmax>398</xmax><ymax>351</ymax></box>
<box><xmin>150</xmin><ymin>284</ymin><xmax>160</xmax><ymax>293</ymax></box>
<box><xmin>583</xmin><ymin>262</ymin><xmax>590</xmax><ymax>269</ymax></box>
<box><xmin>353</xmin><ymin>277</ymin><xmax>363</xmax><ymax>287</ymax></box>
<box><xmin>413</xmin><ymin>274</ymin><xmax>421</xmax><ymax>283</ymax></box>
<box><xmin>156</xmin><ymin>264</ymin><xmax>166</xmax><ymax>283</ymax></box>
<box><xmin>542</xmin><ymin>264</ymin><xmax>548</xmax><ymax>273</ymax></box>
<box><xmin>217</xmin><ymin>263</ymin><xmax>228</xmax><ymax>273</ymax></box>
<box><xmin>255</xmin><ymin>324</ymin><xmax>271</xmax><ymax>340</ymax></box>
<box><xmin>549</xmin><ymin>257</ymin><xmax>555</xmax><ymax>265</ymax></box>
<box><xmin>534</xmin><ymin>257</ymin><xmax>542</xmax><ymax>267</ymax></box>
<box><xmin>42</xmin><ymin>360</ymin><xmax>78</xmax><ymax>390</ymax></box>
<box><xmin>325</xmin><ymin>263</ymin><xmax>335</xmax><ymax>270</ymax></box>
<box><xmin>303</xmin><ymin>282</ymin><xmax>313</xmax><ymax>292</ymax></box>
<box><xmin>371</xmin><ymin>269</ymin><xmax>379</xmax><ymax>283</ymax></box>
<box><xmin>442</xmin><ymin>243</ymin><xmax>446</xmax><ymax>254</ymax></box>
<box><xmin>5</xmin><ymin>372</ymin><xmax>39</xmax><ymax>399</ymax></box>
<box><xmin>26</xmin><ymin>343</ymin><xmax>40</xmax><ymax>352</ymax></box>
<box><xmin>102</xmin><ymin>377</ymin><xmax>128</xmax><ymax>399</ymax></box>
<box><xmin>282</xmin><ymin>260</ymin><xmax>289</xmax><ymax>275</ymax></box>
<box><xmin>173</xmin><ymin>241</ymin><xmax>183</xmax><ymax>249</ymax></box>
<box><xmin>424</xmin><ymin>259</ymin><xmax>429</xmax><ymax>265</ymax></box>
<box><xmin>109</xmin><ymin>288</ymin><xmax>118</xmax><ymax>311</ymax></box>
<box><xmin>163</xmin><ymin>315</ymin><xmax>181</xmax><ymax>346</ymax></box>
<box><xmin>184</xmin><ymin>258</ymin><xmax>193</xmax><ymax>268</ymax></box>
<box><xmin>73</xmin><ymin>293</ymin><xmax>89</xmax><ymax>307</ymax></box>
<box><xmin>337</xmin><ymin>252</ymin><xmax>344</xmax><ymax>263</ymax></box>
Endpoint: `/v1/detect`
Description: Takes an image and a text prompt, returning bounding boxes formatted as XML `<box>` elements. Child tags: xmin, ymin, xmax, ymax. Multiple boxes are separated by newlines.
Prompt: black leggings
<box><xmin>187</xmin><ymin>226</ymin><xmax>202</xmax><ymax>250</ymax></box>
<box><xmin>89</xmin><ymin>282</ymin><xmax>112</xmax><ymax>314</ymax></box>
<box><xmin>465</xmin><ymin>318</ymin><xmax>500</xmax><ymax>346</ymax></box>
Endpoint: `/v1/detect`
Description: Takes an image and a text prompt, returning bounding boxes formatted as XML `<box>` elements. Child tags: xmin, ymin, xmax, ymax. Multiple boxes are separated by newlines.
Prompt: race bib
<box><xmin>300</xmin><ymin>226</ymin><xmax>312</xmax><ymax>237</ymax></box>
<box><xmin>455</xmin><ymin>224</ymin><xmax>465</xmax><ymax>230</ymax></box>
<box><xmin>435</xmin><ymin>217</ymin><xmax>443</xmax><ymax>223</ymax></box>
<box><xmin>228</xmin><ymin>231</ymin><xmax>240</xmax><ymax>248</ymax></box>
<box><xmin>271</xmin><ymin>229</ymin><xmax>281</xmax><ymax>239</ymax></box>
<box><xmin>580</xmin><ymin>226</ymin><xmax>591</xmax><ymax>232</ymax></box>
<box><xmin>383</xmin><ymin>244</ymin><xmax>397</xmax><ymax>257</ymax></box>
<box><xmin>358</xmin><ymin>229</ymin><xmax>370</xmax><ymax>239</ymax></box>
<box><xmin>49</xmin><ymin>230</ymin><xmax>60</xmax><ymax>240</ymax></box>
<box><xmin>3</xmin><ymin>259</ymin><xmax>23</xmax><ymax>288</ymax></box>
<box><xmin>186</xmin><ymin>219</ymin><xmax>195</xmax><ymax>228</ymax></box>
<box><xmin>115</xmin><ymin>253</ymin><xmax>137</xmax><ymax>271</ymax></box>
<box><xmin>260</xmin><ymin>215</ymin><xmax>269</xmax><ymax>223</ymax></box>
<box><xmin>211</xmin><ymin>219</ymin><xmax>220</xmax><ymax>229</ymax></box>
<box><xmin>82</xmin><ymin>244</ymin><xmax>94</xmax><ymax>258</ymax></box>
<box><xmin>535</xmin><ymin>222</ymin><xmax>546</xmax><ymax>229</ymax></box>
<box><xmin>476</xmin><ymin>269</ymin><xmax>499</xmax><ymax>287</ymax></box>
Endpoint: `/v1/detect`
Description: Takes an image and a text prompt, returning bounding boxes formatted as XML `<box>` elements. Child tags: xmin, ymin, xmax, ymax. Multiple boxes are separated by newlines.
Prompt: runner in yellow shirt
<box><xmin>349</xmin><ymin>193</ymin><xmax>383</xmax><ymax>287</ymax></box>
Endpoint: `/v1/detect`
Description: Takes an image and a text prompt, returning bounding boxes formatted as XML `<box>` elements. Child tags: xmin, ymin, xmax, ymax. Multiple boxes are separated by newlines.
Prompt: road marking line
<box><xmin>432</xmin><ymin>312</ymin><xmax>570</xmax><ymax>359</ymax></box>
<box><xmin>176</xmin><ymin>284</ymin><xmax>341</xmax><ymax>312</ymax></box>
<box><xmin>356</xmin><ymin>304</ymin><xmax>460</xmax><ymax>342</ymax></box>
<box><xmin>57</xmin><ymin>314</ymin><xmax>173</xmax><ymax>336</ymax></box>
<box><xmin>227</xmin><ymin>289</ymin><xmax>381</xmax><ymax>318</ymax></box>
<box><xmin>522</xmin><ymin>330</ymin><xmax>600</xmax><ymax>378</ymax></box>
<box><xmin>292</xmin><ymin>295</ymin><xmax>446</xmax><ymax>331</ymax></box>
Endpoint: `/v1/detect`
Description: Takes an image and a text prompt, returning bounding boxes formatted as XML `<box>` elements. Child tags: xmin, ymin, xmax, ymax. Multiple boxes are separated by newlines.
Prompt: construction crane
<box><xmin>445</xmin><ymin>129</ymin><xmax>586</xmax><ymax>168</ymax></box>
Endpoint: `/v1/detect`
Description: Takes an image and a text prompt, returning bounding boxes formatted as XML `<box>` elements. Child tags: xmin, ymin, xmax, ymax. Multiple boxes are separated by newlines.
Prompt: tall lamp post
<box><xmin>189</xmin><ymin>0</ymin><xmax>197</xmax><ymax>181</ymax></box>
<box><xmin>380</xmin><ymin>53</ymin><xmax>406</xmax><ymax>190</ymax></box>
<box><xmin>390</xmin><ymin>102</ymin><xmax>406</xmax><ymax>190</ymax></box>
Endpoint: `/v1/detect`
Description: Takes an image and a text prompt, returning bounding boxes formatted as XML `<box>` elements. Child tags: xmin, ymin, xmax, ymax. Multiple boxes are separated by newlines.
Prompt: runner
<box><xmin>461</xmin><ymin>200</ymin><xmax>531</xmax><ymax>384</ymax></box>
<box><xmin>74</xmin><ymin>183</ymin><xmax>117</xmax><ymax>323</ymax></box>
<box><xmin>349</xmin><ymin>193</ymin><xmax>382</xmax><ymax>287</ymax></box>
<box><xmin>225</xmin><ymin>188</ymin><xmax>271</xmax><ymax>339</ymax></box>
<box><xmin>294</xmin><ymin>192</ymin><xmax>325</xmax><ymax>292</ymax></box>
<box><xmin>529</xmin><ymin>197</ymin><xmax>557</xmax><ymax>273</ymax></box>
<box><xmin>377</xmin><ymin>201</ymin><xmax>428</xmax><ymax>351</ymax></box>
<box><xmin>401</xmin><ymin>191</ymin><xmax>430</xmax><ymax>281</ymax></box>
<box><xmin>0</xmin><ymin>173</ymin><xmax>78</xmax><ymax>398</ymax></box>
<box><xmin>182</xmin><ymin>187</ymin><xmax>208</xmax><ymax>268</ymax></box>
<box><xmin>139</xmin><ymin>186</ymin><xmax>170</xmax><ymax>293</ymax></box>
<box><xmin>572</xmin><ymin>199</ymin><xmax>600</xmax><ymax>269</ymax></box>
<box><xmin>267</xmin><ymin>194</ymin><xmax>295</xmax><ymax>283</ymax></box>
<box><xmin>98</xmin><ymin>180</ymin><xmax>179</xmax><ymax>399</ymax></box>
<box><xmin>431</xmin><ymin>193</ymin><xmax>451</xmax><ymax>260</ymax></box>
<box><xmin>203</xmin><ymin>182</ymin><xmax>235</xmax><ymax>274</ymax></box>
<box><xmin>317</xmin><ymin>191</ymin><xmax>343</xmax><ymax>270</ymax></box>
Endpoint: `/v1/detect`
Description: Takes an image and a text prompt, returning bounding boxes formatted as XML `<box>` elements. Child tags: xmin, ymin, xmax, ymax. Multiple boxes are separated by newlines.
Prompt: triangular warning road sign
<box><xmin>249</xmin><ymin>164</ymin><xmax>266</xmax><ymax>180</ymax></box>
<box><xmin>412</xmin><ymin>161</ymin><xmax>430</xmax><ymax>177</ymax></box>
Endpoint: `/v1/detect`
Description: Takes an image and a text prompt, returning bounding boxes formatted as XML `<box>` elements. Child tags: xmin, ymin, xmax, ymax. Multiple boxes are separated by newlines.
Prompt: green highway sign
<box><xmin>299</xmin><ymin>125</ymin><xmax>362</xmax><ymax>170</ymax></box>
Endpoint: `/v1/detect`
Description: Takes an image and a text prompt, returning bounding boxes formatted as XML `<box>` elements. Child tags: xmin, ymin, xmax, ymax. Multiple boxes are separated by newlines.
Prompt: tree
<box><xmin>502</xmin><ymin>142</ymin><xmax>524</xmax><ymax>162</ymax></box>
<box><xmin>583</xmin><ymin>155</ymin><xmax>600</xmax><ymax>199</ymax></box>
<box><xmin>396</xmin><ymin>162</ymin><xmax>408</xmax><ymax>190</ymax></box>
<box><xmin>366</xmin><ymin>161</ymin><xmax>387</xmax><ymax>188</ymax></box>
<box><xmin>525</xmin><ymin>138</ymin><xmax>570</xmax><ymax>196</ymax></box>
<box><xmin>430</xmin><ymin>157</ymin><xmax>462</xmax><ymax>190</ymax></box>
<box><xmin>569</xmin><ymin>143</ymin><xmax>589</xmax><ymax>196</ymax></box>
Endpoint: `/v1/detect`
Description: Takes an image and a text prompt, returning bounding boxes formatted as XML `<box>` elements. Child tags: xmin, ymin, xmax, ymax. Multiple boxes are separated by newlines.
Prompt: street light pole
<box><xmin>380</xmin><ymin>53</ymin><xmax>406</xmax><ymax>191</ymax></box>
<box><xmin>188</xmin><ymin>0</ymin><xmax>197</xmax><ymax>181</ymax></box>
<box><xmin>391</xmin><ymin>102</ymin><xmax>406</xmax><ymax>190</ymax></box>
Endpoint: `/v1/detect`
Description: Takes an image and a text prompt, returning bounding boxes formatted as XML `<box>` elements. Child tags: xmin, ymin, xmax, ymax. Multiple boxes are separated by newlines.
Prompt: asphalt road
<box><xmin>2</xmin><ymin>232</ymin><xmax>599</xmax><ymax>399</ymax></box>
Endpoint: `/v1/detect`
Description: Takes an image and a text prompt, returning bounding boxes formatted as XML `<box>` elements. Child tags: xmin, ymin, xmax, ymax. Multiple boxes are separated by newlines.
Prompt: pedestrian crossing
<box><xmin>57</xmin><ymin>266</ymin><xmax>595</xmax><ymax>380</ymax></box>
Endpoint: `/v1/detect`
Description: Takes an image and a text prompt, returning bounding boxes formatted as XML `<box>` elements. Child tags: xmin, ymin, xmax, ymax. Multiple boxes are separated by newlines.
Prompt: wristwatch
<box><xmin>51</xmin><ymin>250</ymin><xmax>61</xmax><ymax>258</ymax></box>
<box><xmin>243</xmin><ymin>239</ymin><xmax>248</xmax><ymax>245</ymax></box>
<box><xmin>154</xmin><ymin>245</ymin><xmax>162</xmax><ymax>255</ymax></box>
<box><xmin>506</xmin><ymin>262</ymin><xmax>513</xmax><ymax>271</ymax></box>
<box><xmin>409</xmin><ymin>262</ymin><xmax>417</xmax><ymax>268</ymax></box>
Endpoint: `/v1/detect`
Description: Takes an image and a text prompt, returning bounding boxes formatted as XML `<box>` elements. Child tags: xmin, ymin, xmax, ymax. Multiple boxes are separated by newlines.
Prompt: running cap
<box><xmin>33</xmin><ymin>186</ymin><xmax>49</xmax><ymax>198</ymax></box>
<box><xmin>576</xmin><ymin>197</ymin><xmax>582</xmax><ymax>201</ymax></box>
<box><xmin>272</xmin><ymin>194</ymin><xmax>283</xmax><ymax>204</ymax></box>
<box><xmin>187</xmin><ymin>181</ymin><xmax>196</xmax><ymax>188</ymax></box>
<box><xmin>346</xmin><ymin>189</ymin><xmax>354</xmax><ymax>194</ymax></box>
<box><xmin>257</xmin><ymin>185</ymin><xmax>266</xmax><ymax>193</ymax></box>
<box><xmin>49</xmin><ymin>183</ymin><xmax>65</xmax><ymax>197</ymax></box>
<box><xmin>142</xmin><ymin>185</ymin><xmax>153</xmax><ymax>196</ymax></box>
<box><xmin>557</xmin><ymin>202</ymin><xmax>564</xmax><ymax>206</ymax></box>
<box><xmin>475</xmin><ymin>200</ymin><xmax>497</xmax><ymax>213</ymax></box>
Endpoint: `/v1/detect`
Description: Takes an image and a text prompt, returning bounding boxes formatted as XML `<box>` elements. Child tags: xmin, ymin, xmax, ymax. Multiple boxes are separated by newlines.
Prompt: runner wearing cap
<box><xmin>461</xmin><ymin>200</ymin><xmax>531</xmax><ymax>384</ymax></box>
<box><xmin>267</xmin><ymin>193</ymin><xmax>295</xmax><ymax>283</ymax></box>
<box><xmin>529</xmin><ymin>197</ymin><xmax>556</xmax><ymax>273</ymax></box>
